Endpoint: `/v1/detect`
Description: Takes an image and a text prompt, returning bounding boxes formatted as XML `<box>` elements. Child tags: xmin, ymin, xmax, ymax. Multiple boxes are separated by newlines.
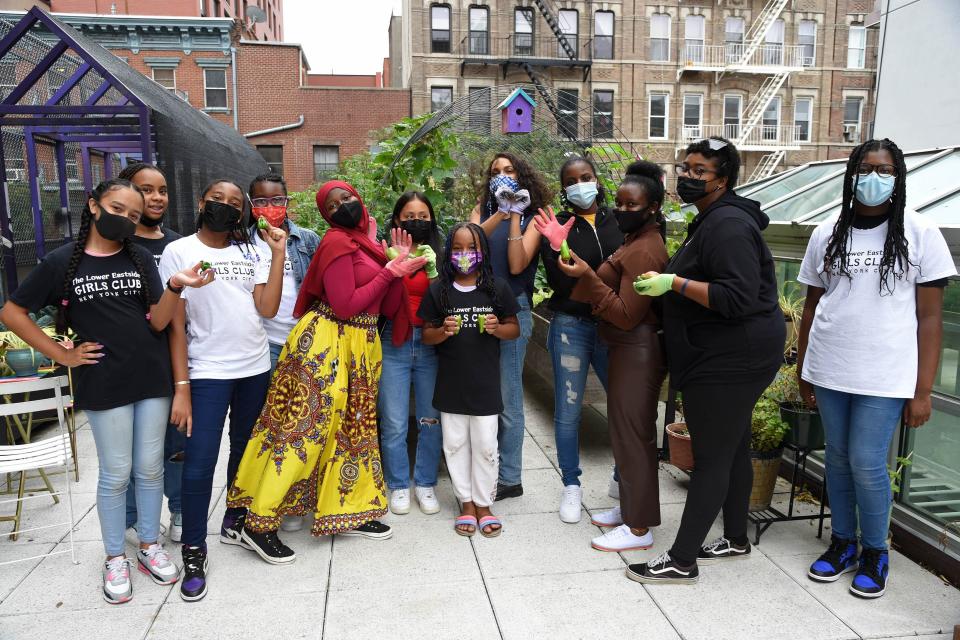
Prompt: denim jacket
<box><xmin>249</xmin><ymin>218</ymin><xmax>320</xmax><ymax>287</ymax></box>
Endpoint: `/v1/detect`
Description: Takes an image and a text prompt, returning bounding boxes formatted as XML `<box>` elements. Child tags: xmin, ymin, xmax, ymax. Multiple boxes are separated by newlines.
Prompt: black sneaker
<box><xmin>808</xmin><ymin>536</ymin><xmax>858</xmax><ymax>582</ymax></box>
<box><xmin>241</xmin><ymin>527</ymin><xmax>296</xmax><ymax>565</ymax></box>
<box><xmin>698</xmin><ymin>536</ymin><xmax>752</xmax><ymax>564</ymax></box>
<box><xmin>179</xmin><ymin>545</ymin><xmax>209</xmax><ymax>602</ymax></box>
<box><xmin>220</xmin><ymin>512</ymin><xmax>253</xmax><ymax>551</ymax></box>
<box><xmin>626</xmin><ymin>551</ymin><xmax>699</xmax><ymax>584</ymax></box>
<box><xmin>495</xmin><ymin>483</ymin><xmax>523</xmax><ymax>501</ymax></box>
<box><xmin>338</xmin><ymin>520</ymin><xmax>393</xmax><ymax>540</ymax></box>
<box><xmin>849</xmin><ymin>548</ymin><xmax>888</xmax><ymax>599</ymax></box>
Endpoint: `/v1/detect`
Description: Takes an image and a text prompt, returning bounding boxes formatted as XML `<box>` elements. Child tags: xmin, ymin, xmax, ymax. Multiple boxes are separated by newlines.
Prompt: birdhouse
<box><xmin>497</xmin><ymin>88</ymin><xmax>536</xmax><ymax>134</ymax></box>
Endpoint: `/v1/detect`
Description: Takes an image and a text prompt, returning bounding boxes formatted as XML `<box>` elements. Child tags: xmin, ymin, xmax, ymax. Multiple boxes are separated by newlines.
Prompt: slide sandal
<box><xmin>479</xmin><ymin>516</ymin><xmax>503</xmax><ymax>538</ymax></box>
<box><xmin>455</xmin><ymin>515</ymin><xmax>477</xmax><ymax>537</ymax></box>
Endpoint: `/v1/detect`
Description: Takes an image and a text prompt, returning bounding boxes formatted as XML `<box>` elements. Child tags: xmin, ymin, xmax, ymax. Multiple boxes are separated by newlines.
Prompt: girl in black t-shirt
<box><xmin>0</xmin><ymin>178</ymin><xmax>211</xmax><ymax>605</ymax></box>
<box><xmin>420</xmin><ymin>223</ymin><xmax>520</xmax><ymax>538</ymax></box>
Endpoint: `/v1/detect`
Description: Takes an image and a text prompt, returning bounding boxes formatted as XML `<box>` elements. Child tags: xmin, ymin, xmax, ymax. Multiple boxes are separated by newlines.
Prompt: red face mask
<box><xmin>253</xmin><ymin>205</ymin><xmax>287</xmax><ymax>228</ymax></box>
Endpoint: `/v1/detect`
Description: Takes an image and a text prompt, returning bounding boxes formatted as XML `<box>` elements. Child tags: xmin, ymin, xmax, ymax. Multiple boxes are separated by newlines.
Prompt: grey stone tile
<box><xmin>521</xmin><ymin>435</ymin><xmax>554</xmax><ymax>470</ymax></box>
<box><xmin>0</xmin><ymin>541</ymin><xmax>54</xmax><ymax>602</ymax></box>
<box><xmin>147</xmin><ymin>593</ymin><xmax>325</xmax><ymax>639</ymax></box>
<box><xmin>490</xmin><ymin>467</ymin><xmax>563</xmax><ymax>517</ymax></box>
<box><xmin>0</xmin><ymin>605</ymin><xmax>157</xmax><ymax>638</ymax></box>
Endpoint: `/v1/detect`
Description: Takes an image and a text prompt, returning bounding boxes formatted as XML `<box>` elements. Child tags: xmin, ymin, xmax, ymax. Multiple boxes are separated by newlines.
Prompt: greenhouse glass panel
<box><xmin>741</xmin><ymin>163</ymin><xmax>843</xmax><ymax>205</ymax></box>
<box><xmin>765</xmin><ymin>173</ymin><xmax>845</xmax><ymax>221</ymax></box>
<box><xmin>920</xmin><ymin>189</ymin><xmax>960</xmax><ymax>225</ymax></box>
<box><xmin>903</xmin><ymin>151</ymin><xmax>960</xmax><ymax>210</ymax></box>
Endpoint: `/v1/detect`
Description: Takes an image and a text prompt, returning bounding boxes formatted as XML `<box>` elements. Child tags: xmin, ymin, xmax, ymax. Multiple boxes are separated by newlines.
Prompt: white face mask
<box><xmin>565</xmin><ymin>181</ymin><xmax>599</xmax><ymax>210</ymax></box>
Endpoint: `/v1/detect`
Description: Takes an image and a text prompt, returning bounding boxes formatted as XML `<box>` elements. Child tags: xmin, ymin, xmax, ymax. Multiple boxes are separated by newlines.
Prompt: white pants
<box><xmin>440</xmin><ymin>412</ymin><xmax>499</xmax><ymax>508</ymax></box>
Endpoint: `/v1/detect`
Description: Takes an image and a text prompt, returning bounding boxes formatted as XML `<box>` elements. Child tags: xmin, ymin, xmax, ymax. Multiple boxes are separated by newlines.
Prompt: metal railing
<box><xmin>680</xmin><ymin>43</ymin><xmax>805</xmax><ymax>70</ymax></box>
<box><xmin>458</xmin><ymin>34</ymin><xmax>593</xmax><ymax>63</ymax></box>
<box><xmin>682</xmin><ymin>123</ymin><xmax>801</xmax><ymax>148</ymax></box>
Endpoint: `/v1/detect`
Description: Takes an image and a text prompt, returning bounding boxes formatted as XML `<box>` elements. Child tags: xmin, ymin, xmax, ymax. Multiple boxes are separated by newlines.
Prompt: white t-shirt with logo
<box><xmin>159</xmin><ymin>233</ymin><xmax>272</xmax><ymax>379</ymax></box>
<box><xmin>253</xmin><ymin>231</ymin><xmax>298</xmax><ymax>346</ymax></box>
<box><xmin>798</xmin><ymin>211</ymin><xmax>956</xmax><ymax>398</ymax></box>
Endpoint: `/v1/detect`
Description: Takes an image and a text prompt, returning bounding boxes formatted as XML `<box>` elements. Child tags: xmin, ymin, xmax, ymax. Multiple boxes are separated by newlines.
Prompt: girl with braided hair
<box><xmin>797</xmin><ymin>138</ymin><xmax>956</xmax><ymax>598</ymax></box>
<box><xmin>0</xmin><ymin>178</ymin><xmax>212</xmax><ymax>604</ymax></box>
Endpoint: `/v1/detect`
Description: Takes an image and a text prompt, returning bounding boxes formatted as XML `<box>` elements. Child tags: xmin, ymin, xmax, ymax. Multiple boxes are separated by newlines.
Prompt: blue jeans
<box><xmin>497</xmin><ymin>294</ymin><xmax>532</xmax><ymax>487</ymax></box>
<box><xmin>125</xmin><ymin>422</ymin><xmax>185</xmax><ymax>528</ymax></box>
<box><xmin>268</xmin><ymin>341</ymin><xmax>284</xmax><ymax>374</ymax></box>
<box><xmin>814</xmin><ymin>385</ymin><xmax>905</xmax><ymax>550</ymax></box>
<box><xmin>86</xmin><ymin>396</ymin><xmax>172</xmax><ymax>556</ymax></box>
<box><xmin>180</xmin><ymin>372</ymin><xmax>271</xmax><ymax>546</ymax></box>
<box><xmin>547</xmin><ymin>312</ymin><xmax>609</xmax><ymax>486</ymax></box>
<box><xmin>378</xmin><ymin>324</ymin><xmax>442</xmax><ymax>489</ymax></box>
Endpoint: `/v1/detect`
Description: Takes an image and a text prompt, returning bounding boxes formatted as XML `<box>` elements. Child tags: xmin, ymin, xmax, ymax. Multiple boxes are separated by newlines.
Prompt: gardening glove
<box><xmin>416</xmin><ymin>245</ymin><xmax>438</xmax><ymax>279</ymax></box>
<box><xmin>533</xmin><ymin>206</ymin><xmax>575</xmax><ymax>251</ymax></box>
<box><xmin>507</xmin><ymin>189</ymin><xmax>531</xmax><ymax>214</ymax></box>
<box><xmin>633</xmin><ymin>272</ymin><xmax>675</xmax><ymax>297</ymax></box>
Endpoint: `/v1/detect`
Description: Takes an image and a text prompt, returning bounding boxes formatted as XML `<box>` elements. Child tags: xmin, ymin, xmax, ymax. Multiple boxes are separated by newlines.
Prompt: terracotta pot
<box><xmin>749</xmin><ymin>448</ymin><xmax>783</xmax><ymax>512</ymax></box>
<box><xmin>666</xmin><ymin>422</ymin><xmax>694</xmax><ymax>472</ymax></box>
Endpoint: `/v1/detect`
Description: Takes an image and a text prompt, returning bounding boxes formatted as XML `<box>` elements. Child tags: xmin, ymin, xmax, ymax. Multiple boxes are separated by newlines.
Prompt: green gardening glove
<box><xmin>416</xmin><ymin>245</ymin><xmax>438</xmax><ymax>279</ymax></box>
<box><xmin>633</xmin><ymin>272</ymin><xmax>675</xmax><ymax>297</ymax></box>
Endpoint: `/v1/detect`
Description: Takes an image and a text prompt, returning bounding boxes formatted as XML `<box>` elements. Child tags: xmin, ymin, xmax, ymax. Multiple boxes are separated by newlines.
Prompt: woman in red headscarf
<box><xmin>227</xmin><ymin>181</ymin><xmax>426</xmax><ymax>562</ymax></box>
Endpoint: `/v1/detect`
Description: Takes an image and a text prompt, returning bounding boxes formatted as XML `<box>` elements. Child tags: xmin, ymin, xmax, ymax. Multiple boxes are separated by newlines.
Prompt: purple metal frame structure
<box><xmin>0</xmin><ymin>7</ymin><xmax>154</xmax><ymax>292</ymax></box>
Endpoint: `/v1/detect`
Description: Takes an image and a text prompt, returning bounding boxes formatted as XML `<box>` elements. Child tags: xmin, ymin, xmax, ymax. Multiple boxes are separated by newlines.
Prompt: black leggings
<box><xmin>669</xmin><ymin>375</ymin><xmax>773</xmax><ymax>565</ymax></box>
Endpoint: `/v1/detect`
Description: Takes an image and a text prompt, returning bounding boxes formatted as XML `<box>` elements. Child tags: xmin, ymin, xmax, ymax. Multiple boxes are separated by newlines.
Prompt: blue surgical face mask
<box><xmin>854</xmin><ymin>172</ymin><xmax>896</xmax><ymax>207</ymax></box>
<box><xmin>565</xmin><ymin>181</ymin><xmax>599</xmax><ymax>210</ymax></box>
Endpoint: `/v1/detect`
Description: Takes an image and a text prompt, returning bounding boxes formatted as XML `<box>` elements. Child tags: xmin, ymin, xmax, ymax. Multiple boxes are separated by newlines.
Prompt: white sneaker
<box><xmin>137</xmin><ymin>543</ymin><xmax>179</xmax><ymax>585</ymax></box>
<box><xmin>590</xmin><ymin>506</ymin><xmax>624</xmax><ymax>527</ymax></box>
<box><xmin>280</xmin><ymin>516</ymin><xmax>305</xmax><ymax>532</ymax></box>
<box><xmin>390</xmin><ymin>488</ymin><xmax>411</xmax><ymax>515</ymax></box>
<box><xmin>608</xmin><ymin>471</ymin><xmax>620</xmax><ymax>500</ymax></box>
<box><xmin>559</xmin><ymin>485</ymin><xmax>582</xmax><ymax>523</ymax></box>
<box><xmin>168</xmin><ymin>512</ymin><xmax>182</xmax><ymax>543</ymax></box>
<box><xmin>591</xmin><ymin>524</ymin><xmax>654</xmax><ymax>552</ymax></box>
<box><xmin>102</xmin><ymin>556</ymin><xmax>133</xmax><ymax>604</ymax></box>
<box><xmin>415</xmin><ymin>486</ymin><xmax>440</xmax><ymax>515</ymax></box>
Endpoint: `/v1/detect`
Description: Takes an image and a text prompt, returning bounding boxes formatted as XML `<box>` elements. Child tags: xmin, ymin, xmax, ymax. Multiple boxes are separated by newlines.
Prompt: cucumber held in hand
<box><xmin>385</xmin><ymin>247</ymin><xmax>399</xmax><ymax>260</ymax></box>
<box><xmin>257</xmin><ymin>217</ymin><xmax>269</xmax><ymax>230</ymax></box>
<box><xmin>455</xmin><ymin>315</ymin><xmax>462</xmax><ymax>334</ymax></box>
<box><xmin>560</xmin><ymin>240</ymin><xmax>571</xmax><ymax>262</ymax></box>
<box><xmin>478</xmin><ymin>314</ymin><xmax>485</xmax><ymax>334</ymax></box>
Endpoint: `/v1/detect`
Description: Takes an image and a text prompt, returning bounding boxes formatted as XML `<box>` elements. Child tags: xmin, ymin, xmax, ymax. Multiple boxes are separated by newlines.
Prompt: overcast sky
<box><xmin>283</xmin><ymin>0</ymin><xmax>403</xmax><ymax>75</ymax></box>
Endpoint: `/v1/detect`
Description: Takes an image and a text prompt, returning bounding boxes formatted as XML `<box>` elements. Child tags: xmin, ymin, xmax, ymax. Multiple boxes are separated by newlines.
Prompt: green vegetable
<box><xmin>257</xmin><ymin>217</ymin><xmax>269</xmax><ymax>230</ymax></box>
<box><xmin>478</xmin><ymin>315</ymin><xmax>485</xmax><ymax>334</ymax></box>
<box><xmin>385</xmin><ymin>247</ymin><xmax>399</xmax><ymax>260</ymax></box>
<box><xmin>200</xmin><ymin>261</ymin><xmax>212</xmax><ymax>271</ymax></box>
<box><xmin>560</xmin><ymin>240</ymin><xmax>571</xmax><ymax>262</ymax></box>
<box><xmin>455</xmin><ymin>315</ymin><xmax>462</xmax><ymax>334</ymax></box>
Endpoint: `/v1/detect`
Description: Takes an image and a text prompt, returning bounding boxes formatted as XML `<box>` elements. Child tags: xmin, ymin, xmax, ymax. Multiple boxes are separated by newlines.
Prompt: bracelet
<box><xmin>507</xmin><ymin>235</ymin><xmax>523</xmax><ymax>241</ymax></box>
<box><xmin>166</xmin><ymin>278</ymin><xmax>184</xmax><ymax>295</ymax></box>
<box><xmin>679</xmin><ymin>278</ymin><xmax>690</xmax><ymax>296</ymax></box>
<box><xmin>174</xmin><ymin>380</ymin><xmax>190</xmax><ymax>386</ymax></box>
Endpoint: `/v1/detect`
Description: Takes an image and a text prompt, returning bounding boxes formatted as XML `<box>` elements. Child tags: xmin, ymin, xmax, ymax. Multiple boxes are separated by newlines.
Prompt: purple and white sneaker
<box><xmin>220</xmin><ymin>513</ymin><xmax>253</xmax><ymax>551</ymax></box>
<box><xmin>179</xmin><ymin>544</ymin><xmax>209</xmax><ymax>602</ymax></box>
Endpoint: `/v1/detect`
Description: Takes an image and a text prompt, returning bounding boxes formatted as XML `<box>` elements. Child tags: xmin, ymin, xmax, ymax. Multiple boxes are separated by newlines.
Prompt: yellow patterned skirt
<box><xmin>226</xmin><ymin>301</ymin><xmax>387</xmax><ymax>536</ymax></box>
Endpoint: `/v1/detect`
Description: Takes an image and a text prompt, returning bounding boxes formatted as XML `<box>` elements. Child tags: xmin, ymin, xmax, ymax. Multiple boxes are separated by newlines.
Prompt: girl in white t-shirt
<box><xmin>796</xmin><ymin>139</ymin><xmax>956</xmax><ymax>599</ymax></box>
<box><xmin>158</xmin><ymin>178</ymin><xmax>287</xmax><ymax>603</ymax></box>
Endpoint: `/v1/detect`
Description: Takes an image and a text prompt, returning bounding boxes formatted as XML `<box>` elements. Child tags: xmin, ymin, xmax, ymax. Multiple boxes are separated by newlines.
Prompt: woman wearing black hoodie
<box><xmin>627</xmin><ymin>137</ymin><xmax>784</xmax><ymax>584</ymax></box>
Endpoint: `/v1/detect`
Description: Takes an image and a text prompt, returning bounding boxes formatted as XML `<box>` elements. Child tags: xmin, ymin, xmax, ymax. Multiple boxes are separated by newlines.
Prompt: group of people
<box><xmin>0</xmin><ymin>135</ymin><xmax>953</xmax><ymax>604</ymax></box>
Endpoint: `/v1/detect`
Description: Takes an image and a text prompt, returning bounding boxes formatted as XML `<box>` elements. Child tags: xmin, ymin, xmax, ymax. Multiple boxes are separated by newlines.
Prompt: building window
<box><xmin>843</xmin><ymin>96</ymin><xmax>863</xmax><ymax>142</ymax></box>
<box><xmin>313</xmin><ymin>145</ymin><xmax>339</xmax><ymax>182</ymax></box>
<box><xmin>257</xmin><ymin>145</ymin><xmax>282</xmax><ymax>175</ymax></box>
<box><xmin>798</xmin><ymin>20</ymin><xmax>816</xmax><ymax>67</ymax></box>
<box><xmin>468</xmin><ymin>86</ymin><xmax>491</xmax><ymax>134</ymax></box>
<box><xmin>469</xmin><ymin>6</ymin><xmax>489</xmax><ymax>55</ymax></box>
<box><xmin>682</xmin><ymin>94</ymin><xmax>702</xmax><ymax>140</ymax></box>
<box><xmin>0</xmin><ymin>61</ymin><xmax>17</xmax><ymax>102</ymax></box>
<box><xmin>650</xmin><ymin>13</ymin><xmax>670</xmax><ymax>62</ymax></box>
<box><xmin>203</xmin><ymin>68</ymin><xmax>227</xmax><ymax>109</ymax></box>
<box><xmin>152</xmin><ymin>68</ymin><xmax>176</xmax><ymax>90</ymax></box>
<box><xmin>762</xmin><ymin>97</ymin><xmax>780</xmax><ymax>141</ymax></box>
<box><xmin>558</xmin><ymin>9</ymin><xmax>578</xmax><ymax>58</ymax></box>
<box><xmin>725</xmin><ymin>17</ymin><xmax>744</xmax><ymax>63</ymax></box>
<box><xmin>763</xmin><ymin>19</ymin><xmax>784</xmax><ymax>65</ymax></box>
<box><xmin>794</xmin><ymin>97</ymin><xmax>812</xmax><ymax>142</ymax></box>
<box><xmin>593</xmin><ymin>11</ymin><xmax>614</xmax><ymax>60</ymax></box>
<box><xmin>593</xmin><ymin>90</ymin><xmax>613</xmax><ymax>138</ymax></box>
<box><xmin>684</xmin><ymin>14</ymin><xmax>705</xmax><ymax>63</ymax></box>
<box><xmin>724</xmin><ymin>94</ymin><xmax>742</xmax><ymax>139</ymax></box>
<box><xmin>648</xmin><ymin>93</ymin><xmax>667</xmax><ymax>139</ymax></box>
<box><xmin>847</xmin><ymin>24</ymin><xmax>866</xmax><ymax>69</ymax></box>
<box><xmin>430</xmin><ymin>4</ymin><xmax>451</xmax><ymax>53</ymax></box>
<box><xmin>431</xmin><ymin>86</ymin><xmax>453</xmax><ymax>111</ymax></box>
<box><xmin>514</xmin><ymin>7</ymin><xmax>534</xmax><ymax>56</ymax></box>
<box><xmin>557</xmin><ymin>88</ymin><xmax>579</xmax><ymax>139</ymax></box>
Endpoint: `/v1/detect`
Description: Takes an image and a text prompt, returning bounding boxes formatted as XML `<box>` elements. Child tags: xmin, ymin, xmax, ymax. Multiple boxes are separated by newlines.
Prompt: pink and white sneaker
<box><xmin>137</xmin><ymin>543</ymin><xmax>179</xmax><ymax>585</ymax></box>
<box><xmin>102</xmin><ymin>556</ymin><xmax>133</xmax><ymax>604</ymax></box>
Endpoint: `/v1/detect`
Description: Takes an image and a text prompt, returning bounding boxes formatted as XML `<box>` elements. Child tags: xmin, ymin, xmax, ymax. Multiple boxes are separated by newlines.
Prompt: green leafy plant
<box><xmin>751</xmin><ymin>396</ymin><xmax>789</xmax><ymax>452</ymax></box>
<box><xmin>888</xmin><ymin>452</ymin><xmax>913</xmax><ymax>495</ymax></box>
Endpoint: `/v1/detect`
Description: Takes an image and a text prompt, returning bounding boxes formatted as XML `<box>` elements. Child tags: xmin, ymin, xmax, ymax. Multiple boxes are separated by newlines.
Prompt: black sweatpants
<box><xmin>669</xmin><ymin>375</ymin><xmax>774</xmax><ymax>565</ymax></box>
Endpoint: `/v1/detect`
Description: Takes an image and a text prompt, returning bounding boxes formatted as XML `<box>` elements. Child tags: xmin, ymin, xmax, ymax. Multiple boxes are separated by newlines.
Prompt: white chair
<box><xmin>0</xmin><ymin>375</ymin><xmax>77</xmax><ymax>565</ymax></box>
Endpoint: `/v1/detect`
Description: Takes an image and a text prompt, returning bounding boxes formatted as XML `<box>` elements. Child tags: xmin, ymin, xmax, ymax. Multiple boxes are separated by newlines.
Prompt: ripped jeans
<box><xmin>547</xmin><ymin>312</ymin><xmax>609</xmax><ymax>486</ymax></box>
<box><xmin>441</xmin><ymin>412</ymin><xmax>499</xmax><ymax>508</ymax></box>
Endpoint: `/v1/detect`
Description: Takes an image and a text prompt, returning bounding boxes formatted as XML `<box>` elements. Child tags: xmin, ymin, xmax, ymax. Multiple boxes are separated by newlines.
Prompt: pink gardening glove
<box><xmin>533</xmin><ymin>206</ymin><xmax>575</xmax><ymax>251</ymax></box>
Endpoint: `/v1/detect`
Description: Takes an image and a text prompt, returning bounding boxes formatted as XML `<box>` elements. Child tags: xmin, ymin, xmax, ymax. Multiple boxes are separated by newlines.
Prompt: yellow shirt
<box><xmin>580</xmin><ymin>213</ymin><xmax>596</xmax><ymax>227</ymax></box>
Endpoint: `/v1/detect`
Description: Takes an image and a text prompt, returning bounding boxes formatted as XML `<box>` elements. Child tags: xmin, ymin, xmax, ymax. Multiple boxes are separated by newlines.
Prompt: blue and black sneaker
<box><xmin>808</xmin><ymin>536</ymin><xmax>858</xmax><ymax>582</ymax></box>
<box><xmin>850</xmin><ymin>548</ymin><xmax>888</xmax><ymax>598</ymax></box>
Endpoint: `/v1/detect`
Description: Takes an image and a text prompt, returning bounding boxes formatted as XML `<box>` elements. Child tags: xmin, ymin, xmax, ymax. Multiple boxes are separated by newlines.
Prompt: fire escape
<box><xmin>677</xmin><ymin>0</ymin><xmax>803</xmax><ymax>182</ymax></box>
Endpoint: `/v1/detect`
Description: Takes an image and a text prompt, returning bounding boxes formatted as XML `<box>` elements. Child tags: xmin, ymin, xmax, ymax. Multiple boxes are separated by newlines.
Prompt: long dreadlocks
<box><xmin>822</xmin><ymin>138</ymin><xmax>914</xmax><ymax>295</ymax></box>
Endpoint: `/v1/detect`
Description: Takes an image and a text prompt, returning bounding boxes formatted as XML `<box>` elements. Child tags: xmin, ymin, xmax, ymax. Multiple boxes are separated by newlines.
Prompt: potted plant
<box><xmin>0</xmin><ymin>324</ymin><xmax>64</xmax><ymax>377</ymax></box>
<box><xmin>665</xmin><ymin>394</ymin><xmax>694</xmax><ymax>472</ymax></box>
<box><xmin>767</xmin><ymin>363</ymin><xmax>825</xmax><ymax>450</ymax></box>
<box><xmin>779</xmin><ymin>281</ymin><xmax>804</xmax><ymax>363</ymax></box>
<box><xmin>748</xmin><ymin>395</ymin><xmax>790</xmax><ymax>512</ymax></box>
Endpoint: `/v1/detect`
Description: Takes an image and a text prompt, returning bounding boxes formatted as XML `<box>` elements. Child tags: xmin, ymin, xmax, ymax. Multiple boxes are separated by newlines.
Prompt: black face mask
<box><xmin>139</xmin><ymin>213</ymin><xmax>164</xmax><ymax>228</ymax></box>
<box><xmin>676</xmin><ymin>176</ymin><xmax>723</xmax><ymax>204</ymax></box>
<box><xmin>400</xmin><ymin>218</ymin><xmax>432</xmax><ymax>243</ymax></box>
<box><xmin>94</xmin><ymin>208</ymin><xmax>136</xmax><ymax>242</ymax></box>
<box><xmin>613</xmin><ymin>208</ymin><xmax>654</xmax><ymax>235</ymax></box>
<box><xmin>331</xmin><ymin>200</ymin><xmax>364</xmax><ymax>229</ymax></box>
<box><xmin>201</xmin><ymin>200</ymin><xmax>243</xmax><ymax>232</ymax></box>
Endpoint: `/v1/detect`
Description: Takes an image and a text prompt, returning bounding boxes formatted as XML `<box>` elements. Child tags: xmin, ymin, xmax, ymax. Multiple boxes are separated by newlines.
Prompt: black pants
<box><xmin>669</xmin><ymin>375</ymin><xmax>773</xmax><ymax>565</ymax></box>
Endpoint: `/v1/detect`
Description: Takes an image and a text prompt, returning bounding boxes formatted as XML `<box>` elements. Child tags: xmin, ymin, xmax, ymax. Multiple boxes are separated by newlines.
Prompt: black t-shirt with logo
<box><xmin>10</xmin><ymin>242</ymin><xmax>172</xmax><ymax>411</ymax></box>
<box><xmin>417</xmin><ymin>278</ymin><xmax>519</xmax><ymax>416</ymax></box>
<box><xmin>131</xmin><ymin>227</ymin><xmax>182</xmax><ymax>266</ymax></box>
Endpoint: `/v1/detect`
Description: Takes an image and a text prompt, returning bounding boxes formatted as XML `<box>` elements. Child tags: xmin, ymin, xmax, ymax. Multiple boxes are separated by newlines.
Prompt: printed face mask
<box><xmin>854</xmin><ymin>172</ymin><xmax>896</xmax><ymax>207</ymax></box>
<box><xmin>565</xmin><ymin>182</ymin><xmax>599</xmax><ymax>210</ymax></box>
<box><xmin>94</xmin><ymin>207</ymin><xmax>136</xmax><ymax>242</ymax></box>
<box><xmin>201</xmin><ymin>200</ymin><xmax>243</xmax><ymax>232</ymax></box>
<box><xmin>253</xmin><ymin>205</ymin><xmax>287</xmax><ymax>228</ymax></box>
<box><xmin>400</xmin><ymin>218</ymin><xmax>432</xmax><ymax>243</ymax></box>
<box><xmin>489</xmin><ymin>174</ymin><xmax>521</xmax><ymax>195</ymax></box>
<box><xmin>613</xmin><ymin>208</ymin><xmax>654</xmax><ymax>234</ymax></box>
<box><xmin>330</xmin><ymin>199</ymin><xmax>364</xmax><ymax>229</ymax></box>
<box><xmin>450</xmin><ymin>250</ymin><xmax>482</xmax><ymax>275</ymax></box>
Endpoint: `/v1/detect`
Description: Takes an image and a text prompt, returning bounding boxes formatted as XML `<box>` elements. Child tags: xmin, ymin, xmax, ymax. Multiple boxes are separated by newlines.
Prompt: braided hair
<box><xmin>117</xmin><ymin>161</ymin><xmax>165</xmax><ymax>183</ymax></box>
<box><xmin>479</xmin><ymin>152</ymin><xmax>552</xmax><ymax>219</ymax></box>
<box><xmin>196</xmin><ymin>178</ymin><xmax>252</xmax><ymax>249</ymax></box>
<box><xmin>822</xmin><ymin>138</ymin><xmax>913</xmax><ymax>295</ymax></box>
<box><xmin>559</xmin><ymin>155</ymin><xmax>607</xmax><ymax>211</ymax></box>
<box><xmin>437</xmin><ymin>222</ymin><xmax>503</xmax><ymax>319</ymax></box>
<box><xmin>56</xmin><ymin>178</ymin><xmax>150</xmax><ymax>334</ymax></box>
